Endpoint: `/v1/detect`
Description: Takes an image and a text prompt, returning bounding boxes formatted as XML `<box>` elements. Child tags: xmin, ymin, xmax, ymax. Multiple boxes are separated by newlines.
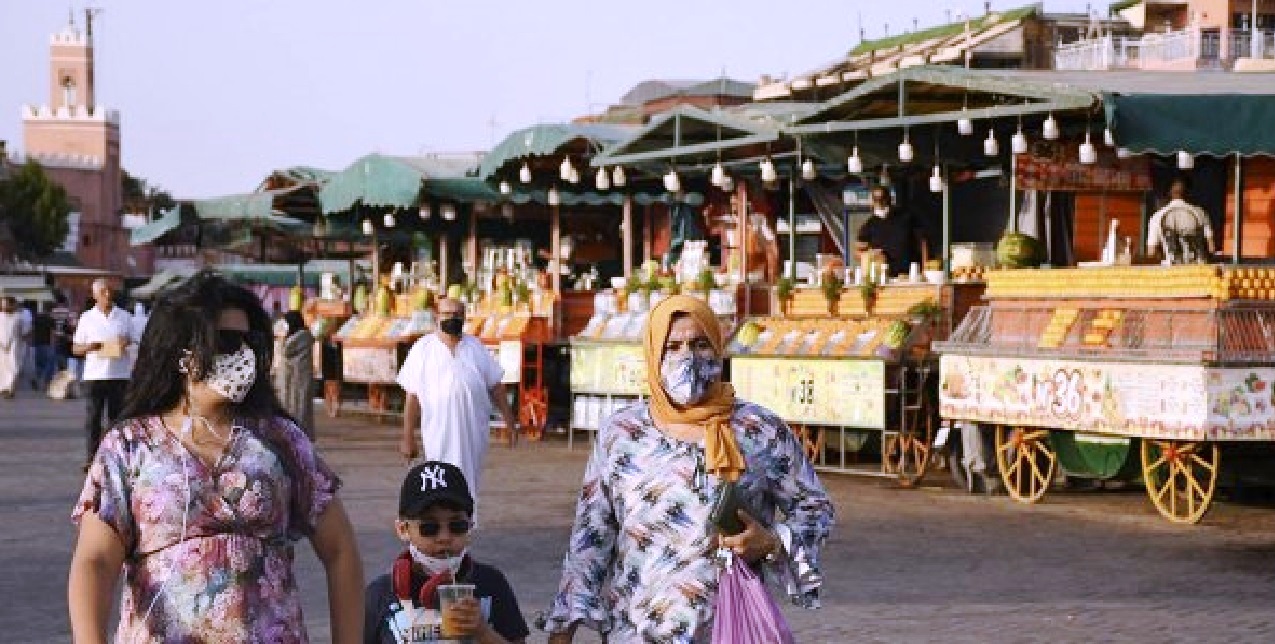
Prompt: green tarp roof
<box><xmin>478</xmin><ymin>123</ymin><xmax>635</xmax><ymax>179</ymax></box>
<box><xmin>129</xmin><ymin>207</ymin><xmax>185</xmax><ymax>246</ymax></box>
<box><xmin>1104</xmin><ymin>93</ymin><xmax>1275</xmax><ymax>156</ymax></box>
<box><xmin>591</xmin><ymin>105</ymin><xmax>782</xmax><ymax>167</ymax></box>
<box><xmin>318</xmin><ymin>153</ymin><xmax>486</xmax><ymax>213</ymax></box>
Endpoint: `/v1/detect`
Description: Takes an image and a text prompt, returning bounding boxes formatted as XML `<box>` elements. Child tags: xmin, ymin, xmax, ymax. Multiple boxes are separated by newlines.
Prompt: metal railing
<box><xmin>1055</xmin><ymin>28</ymin><xmax>1275</xmax><ymax>70</ymax></box>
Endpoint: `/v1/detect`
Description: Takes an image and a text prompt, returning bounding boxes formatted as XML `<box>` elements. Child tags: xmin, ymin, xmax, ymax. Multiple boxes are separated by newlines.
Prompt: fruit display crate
<box><xmin>983</xmin><ymin>264</ymin><xmax>1275</xmax><ymax>302</ymax></box>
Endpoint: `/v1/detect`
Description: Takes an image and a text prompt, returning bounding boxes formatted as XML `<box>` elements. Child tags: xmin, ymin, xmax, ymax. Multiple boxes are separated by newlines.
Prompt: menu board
<box><xmin>940</xmin><ymin>355</ymin><xmax>1275</xmax><ymax>441</ymax></box>
<box><xmin>731</xmin><ymin>356</ymin><xmax>886</xmax><ymax>428</ymax></box>
<box><xmin>1014</xmin><ymin>148</ymin><xmax>1151</xmax><ymax>192</ymax></box>
<box><xmin>570</xmin><ymin>342</ymin><xmax>649</xmax><ymax>395</ymax></box>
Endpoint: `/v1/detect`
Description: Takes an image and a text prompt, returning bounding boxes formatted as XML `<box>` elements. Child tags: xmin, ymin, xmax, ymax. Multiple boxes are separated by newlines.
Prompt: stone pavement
<box><xmin>3</xmin><ymin>386</ymin><xmax>1275</xmax><ymax>642</ymax></box>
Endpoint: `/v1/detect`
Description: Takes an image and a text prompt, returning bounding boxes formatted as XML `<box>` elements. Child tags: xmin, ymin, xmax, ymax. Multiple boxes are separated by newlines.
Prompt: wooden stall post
<box><xmin>440</xmin><ymin>233</ymin><xmax>449</xmax><ymax>291</ymax></box>
<box><xmin>1234</xmin><ymin>154</ymin><xmax>1245</xmax><ymax>265</ymax></box>
<box><xmin>551</xmin><ymin>204</ymin><xmax>562</xmax><ymax>294</ymax></box>
<box><xmin>642</xmin><ymin>204</ymin><xmax>652</xmax><ymax>265</ymax></box>
<box><xmin>468</xmin><ymin>205</ymin><xmax>480</xmax><ymax>279</ymax></box>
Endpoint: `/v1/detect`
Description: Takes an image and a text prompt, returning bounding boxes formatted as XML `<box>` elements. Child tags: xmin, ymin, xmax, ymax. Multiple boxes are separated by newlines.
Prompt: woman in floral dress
<box><xmin>68</xmin><ymin>271</ymin><xmax>364</xmax><ymax>643</ymax></box>
<box><xmin>545</xmin><ymin>295</ymin><xmax>834</xmax><ymax>643</ymax></box>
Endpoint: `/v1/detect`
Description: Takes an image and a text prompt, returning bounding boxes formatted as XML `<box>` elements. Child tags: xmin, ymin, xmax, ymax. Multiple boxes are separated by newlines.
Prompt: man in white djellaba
<box><xmin>396</xmin><ymin>297</ymin><xmax>518</xmax><ymax>516</ymax></box>
<box><xmin>0</xmin><ymin>296</ymin><xmax>23</xmax><ymax>397</ymax></box>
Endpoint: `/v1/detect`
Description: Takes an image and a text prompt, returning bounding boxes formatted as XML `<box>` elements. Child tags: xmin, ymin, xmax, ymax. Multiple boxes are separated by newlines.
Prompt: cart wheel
<box><xmin>518</xmin><ymin>388</ymin><xmax>548</xmax><ymax>442</ymax></box>
<box><xmin>995</xmin><ymin>425</ymin><xmax>1056</xmax><ymax>503</ymax></box>
<box><xmin>888</xmin><ymin>413</ymin><xmax>934</xmax><ymax>489</ymax></box>
<box><xmin>792</xmin><ymin>424</ymin><xmax>823</xmax><ymax>463</ymax></box>
<box><xmin>1141</xmin><ymin>439</ymin><xmax>1219</xmax><ymax>524</ymax></box>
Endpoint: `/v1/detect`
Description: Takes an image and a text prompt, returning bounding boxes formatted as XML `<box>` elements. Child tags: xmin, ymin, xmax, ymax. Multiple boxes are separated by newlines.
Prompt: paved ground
<box><xmin>4</xmin><ymin>386</ymin><xmax>1275</xmax><ymax>643</ymax></box>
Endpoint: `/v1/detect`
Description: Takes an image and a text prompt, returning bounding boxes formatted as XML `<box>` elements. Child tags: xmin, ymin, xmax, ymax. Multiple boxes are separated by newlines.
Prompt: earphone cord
<box><xmin>141</xmin><ymin>420</ymin><xmax>193</xmax><ymax>623</ymax></box>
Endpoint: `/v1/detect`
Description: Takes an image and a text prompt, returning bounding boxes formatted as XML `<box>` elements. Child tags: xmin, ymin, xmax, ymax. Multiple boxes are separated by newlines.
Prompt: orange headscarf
<box><xmin>644</xmin><ymin>295</ymin><xmax>745</xmax><ymax>482</ymax></box>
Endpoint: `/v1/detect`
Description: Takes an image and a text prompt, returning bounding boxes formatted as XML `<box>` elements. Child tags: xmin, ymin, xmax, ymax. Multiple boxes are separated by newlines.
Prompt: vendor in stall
<box><xmin>1147</xmin><ymin>177</ymin><xmax>1214</xmax><ymax>264</ymax></box>
<box><xmin>856</xmin><ymin>186</ymin><xmax>928</xmax><ymax>277</ymax></box>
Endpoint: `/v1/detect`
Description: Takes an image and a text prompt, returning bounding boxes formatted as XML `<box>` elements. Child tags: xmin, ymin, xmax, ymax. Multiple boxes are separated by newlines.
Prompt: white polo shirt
<box><xmin>73</xmin><ymin>306</ymin><xmax>137</xmax><ymax>381</ymax></box>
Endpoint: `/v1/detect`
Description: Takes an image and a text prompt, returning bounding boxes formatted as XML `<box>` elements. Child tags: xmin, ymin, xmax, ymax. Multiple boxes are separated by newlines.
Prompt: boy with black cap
<box><xmin>364</xmin><ymin>461</ymin><xmax>529</xmax><ymax>643</ymax></box>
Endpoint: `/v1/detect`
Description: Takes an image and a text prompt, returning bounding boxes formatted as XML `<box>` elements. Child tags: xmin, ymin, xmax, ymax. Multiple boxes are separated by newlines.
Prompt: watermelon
<box><xmin>288</xmin><ymin>286</ymin><xmax>304</xmax><ymax>312</ymax></box>
<box><xmin>996</xmin><ymin>232</ymin><xmax>1042</xmax><ymax>268</ymax></box>
<box><xmin>352</xmin><ymin>284</ymin><xmax>369</xmax><ymax>314</ymax></box>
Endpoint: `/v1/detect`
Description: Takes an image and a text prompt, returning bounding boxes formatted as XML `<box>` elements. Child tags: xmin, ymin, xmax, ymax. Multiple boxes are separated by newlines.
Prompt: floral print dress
<box><xmin>73</xmin><ymin>415</ymin><xmax>339</xmax><ymax>643</ymax></box>
<box><xmin>545</xmin><ymin>401</ymin><xmax>834</xmax><ymax>643</ymax></box>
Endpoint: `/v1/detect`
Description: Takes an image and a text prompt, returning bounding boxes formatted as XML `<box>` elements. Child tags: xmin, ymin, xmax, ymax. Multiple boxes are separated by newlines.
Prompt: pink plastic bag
<box><xmin>711</xmin><ymin>555</ymin><xmax>796</xmax><ymax>644</ymax></box>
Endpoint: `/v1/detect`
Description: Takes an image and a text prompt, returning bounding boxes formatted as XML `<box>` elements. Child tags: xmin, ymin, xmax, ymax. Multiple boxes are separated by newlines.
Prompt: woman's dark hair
<box><xmin>120</xmin><ymin>270</ymin><xmax>284</xmax><ymax>422</ymax></box>
<box><xmin>284</xmin><ymin>310</ymin><xmax>307</xmax><ymax>338</ymax></box>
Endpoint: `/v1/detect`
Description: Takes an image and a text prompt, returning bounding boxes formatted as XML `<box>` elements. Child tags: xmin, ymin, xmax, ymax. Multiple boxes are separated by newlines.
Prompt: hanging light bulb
<box><xmin>361</xmin><ymin>219</ymin><xmax>374</xmax><ymax>236</ymax></box>
<box><xmin>547</xmin><ymin>186</ymin><xmax>561</xmax><ymax>206</ymax></box>
<box><xmin>559</xmin><ymin>157</ymin><xmax>573</xmax><ymax>182</ymax></box>
<box><xmin>720</xmin><ymin>174</ymin><xmax>734</xmax><ymax>192</ymax></box>
<box><xmin>847</xmin><ymin>146</ymin><xmax>863</xmax><ymax>174</ymax></box>
<box><xmin>983</xmin><ymin>128</ymin><xmax>999</xmax><ymax>157</ymax></box>
<box><xmin>898</xmin><ymin>132</ymin><xmax>914</xmax><ymax>163</ymax></box>
<box><xmin>957</xmin><ymin>109</ymin><xmax>974</xmax><ymax>136</ymax></box>
<box><xmin>612</xmin><ymin>166</ymin><xmax>626</xmax><ymax>187</ymax></box>
<box><xmin>1043</xmin><ymin>113</ymin><xmax>1060</xmax><ymax>140</ymax></box>
<box><xmin>1116</xmin><ymin>147</ymin><xmax>1132</xmax><ymax>159</ymax></box>
<box><xmin>802</xmin><ymin>158</ymin><xmax>817</xmax><ymax>181</ymax></box>
<box><xmin>441</xmin><ymin>204</ymin><xmax>457</xmax><ymax>220</ymax></box>
<box><xmin>710</xmin><ymin>162</ymin><xmax>725</xmax><ymax>186</ymax></box>
<box><xmin>595</xmin><ymin>167</ymin><xmax>610</xmax><ymax>191</ymax></box>
<box><xmin>1079</xmin><ymin>131</ymin><xmax>1097</xmax><ymax>165</ymax></box>
<box><xmin>760</xmin><ymin>158</ymin><xmax>778</xmax><ymax>183</ymax></box>
<box><xmin>1177</xmin><ymin>150</ymin><xmax>1194</xmax><ymax>170</ymax></box>
<box><xmin>664</xmin><ymin>170</ymin><xmax>681</xmax><ymax>193</ymax></box>
<box><xmin>1103</xmin><ymin>128</ymin><xmax>1115</xmax><ymax>147</ymax></box>
<box><xmin>383</xmin><ymin>212</ymin><xmax>396</xmax><ymax>228</ymax></box>
<box><xmin>929</xmin><ymin>164</ymin><xmax>944</xmax><ymax>193</ymax></box>
<box><xmin>499</xmin><ymin>180</ymin><xmax>512</xmax><ymax>195</ymax></box>
<box><xmin>878</xmin><ymin>165</ymin><xmax>891</xmax><ymax>188</ymax></box>
<box><xmin>1012</xmin><ymin>125</ymin><xmax>1028</xmax><ymax>155</ymax></box>
<box><xmin>419</xmin><ymin>203</ymin><xmax>432</xmax><ymax>219</ymax></box>
<box><xmin>569</xmin><ymin>166</ymin><xmax>581</xmax><ymax>185</ymax></box>
<box><xmin>519</xmin><ymin>162</ymin><xmax>532</xmax><ymax>184</ymax></box>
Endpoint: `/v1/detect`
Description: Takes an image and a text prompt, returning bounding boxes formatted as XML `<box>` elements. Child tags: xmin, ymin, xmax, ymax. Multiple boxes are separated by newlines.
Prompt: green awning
<box><xmin>1104</xmin><ymin>93</ymin><xmax>1275</xmax><ymax>156</ymax></box>
<box><xmin>214</xmin><ymin>260</ymin><xmax>368</xmax><ymax>289</ymax></box>
<box><xmin>591</xmin><ymin>105</ymin><xmax>782</xmax><ymax>167</ymax></box>
<box><xmin>131</xmin><ymin>268</ymin><xmax>196</xmax><ymax>298</ymax></box>
<box><xmin>478</xmin><ymin>123</ymin><xmax>635</xmax><ymax>180</ymax></box>
<box><xmin>130</xmin><ymin>207</ymin><xmax>184</xmax><ymax>246</ymax></box>
<box><xmin>319</xmin><ymin>154</ymin><xmax>486</xmax><ymax>214</ymax></box>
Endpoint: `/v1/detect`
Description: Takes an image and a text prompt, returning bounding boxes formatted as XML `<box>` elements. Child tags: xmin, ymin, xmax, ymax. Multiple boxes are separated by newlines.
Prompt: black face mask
<box><xmin>439</xmin><ymin>317</ymin><xmax>464</xmax><ymax>336</ymax></box>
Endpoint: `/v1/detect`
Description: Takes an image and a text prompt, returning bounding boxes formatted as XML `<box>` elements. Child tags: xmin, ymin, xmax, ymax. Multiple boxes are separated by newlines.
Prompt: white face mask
<box><xmin>204</xmin><ymin>343</ymin><xmax>257</xmax><ymax>403</ymax></box>
<box><xmin>409</xmin><ymin>543</ymin><xmax>467</xmax><ymax>576</ymax></box>
<box><xmin>660</xmin><ymin>352</ymin><xmax>723</xmax><ymax>406</ymax></box>
<box><xmin>872</xmin><ymin>207</ymin><xmax>889</xmax><ymax>217</ymax></box>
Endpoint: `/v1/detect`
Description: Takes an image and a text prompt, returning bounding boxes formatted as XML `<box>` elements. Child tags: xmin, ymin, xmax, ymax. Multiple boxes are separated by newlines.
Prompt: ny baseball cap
<box><xmin>399</xmin><ymin>461</ymin><xmax>474</xmax><ymax>517</ymax></box>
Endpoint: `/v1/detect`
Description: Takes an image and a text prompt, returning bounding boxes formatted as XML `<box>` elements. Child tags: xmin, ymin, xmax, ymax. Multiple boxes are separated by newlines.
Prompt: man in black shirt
<box><xmin>364</xmin><ymin>461</ymin><xmax>529</xmax><ymax>643</ymax></box>
<box><xmin>856</xmin><ymin>186</ymin><xmax>927</xmax><ymax>278</ymax></box>
<box><xmin>29</xmin><ymin>304</ymin><xmax>56</xmax><ymax>390</ymax></box>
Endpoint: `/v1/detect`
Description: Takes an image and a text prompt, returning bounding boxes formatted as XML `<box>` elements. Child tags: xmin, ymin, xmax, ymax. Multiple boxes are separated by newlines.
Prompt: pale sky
<box><xmin>1</xmin><ymin>0</ymin><xmax>1098</xmax><ymax>198</ymax></box>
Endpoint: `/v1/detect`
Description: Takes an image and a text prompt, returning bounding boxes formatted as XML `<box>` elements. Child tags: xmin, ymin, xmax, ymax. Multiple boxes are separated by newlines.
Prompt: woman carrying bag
<box><xmin>544</xmin><ymin>295</ymin><xmax>834</xmax><ymax>643</ymax></box>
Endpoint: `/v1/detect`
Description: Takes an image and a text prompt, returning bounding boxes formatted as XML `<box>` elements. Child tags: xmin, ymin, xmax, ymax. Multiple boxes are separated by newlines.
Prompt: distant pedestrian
<box><xmin>29</xmin><ymin>303</ymin><xmax>56</xmax><ymax>391</ymax></box>
<box><xmin>71</xmin><ymin>279</ymin><xmax>136</xmax><ymax>467</ymax></box>
<box><xmin>397</xmin><ymin>297</ymin><xmax>519</xmax><ymax>514</ymax></box>
<box><xmin>0</xmin><ymin>296</ymin><xmax>22</xmax><ymax>397</ymax></box>
<box><xmin>280</xmin><ymin>310</ymin><xmax>315</xmax><ymax>437</ymax></box>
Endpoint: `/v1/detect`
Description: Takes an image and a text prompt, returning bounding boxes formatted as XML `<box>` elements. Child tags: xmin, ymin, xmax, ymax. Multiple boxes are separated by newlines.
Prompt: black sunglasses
<box><xmin>416</xmin><ymin>519</ymin><xmax>472</xmax><ymax>538</ymax></box>
<box><xmin>216</xmin><ymin>329</ymin><xmax>270</xmax><ymax>355</ymax></box>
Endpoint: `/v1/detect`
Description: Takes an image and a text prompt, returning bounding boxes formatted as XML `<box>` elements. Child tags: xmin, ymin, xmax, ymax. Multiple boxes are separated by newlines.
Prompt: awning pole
<box><xmin>1009</xmin><ymin>151</ymin><xmax>1018</xmax><ymax>234</ymax></box>
<box><xmin>788</xmin><ymin>167</ymin><xmax>797</xmax><ymax>279</ymax></box>
<box><xmin>622</xmin><ymin>195</ymin><xmax>633</xmax><ymax>279</ymax></box>
<box><xmin>737</xmin><ymin>180</ymin><xmax>750</xmax><ymax>314</ymax></box>
<box><xmin>551</xmin><ymin>204</ymin><xmax>561</xmax><ymax>294</ymax></box>
<box><xmin>1234</xmin><ymin>154</ymin><xmax>1245</xmax><ymax>265</ymax></box>
<box><xmin>942</xmin><ymin>165</ymin><xmax>951</xmax><ymax>277</ymax></box>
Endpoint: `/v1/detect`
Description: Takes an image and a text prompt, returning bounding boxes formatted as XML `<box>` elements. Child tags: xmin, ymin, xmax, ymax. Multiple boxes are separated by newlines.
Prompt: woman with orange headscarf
<box><xmin>544</xmin><ymin>295</ymin><xmax>833</xmax><ymax>643</ymax></box>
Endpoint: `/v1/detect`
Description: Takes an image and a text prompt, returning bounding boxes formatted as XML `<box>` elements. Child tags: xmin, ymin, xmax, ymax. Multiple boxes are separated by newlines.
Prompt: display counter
<box><xmin>331</xmin><ymin>311</ymin><xmax>432</xmax><ymax>414</ymax></box>
<box><xmin>729</xmin><ymin>281</ymin><xmax>983</xmax><ymax>484</ymax></box>
<box><xmin>935</xmin><ymin>264</ymin><xmax>1275</xmax><ymax>523</ymax></box>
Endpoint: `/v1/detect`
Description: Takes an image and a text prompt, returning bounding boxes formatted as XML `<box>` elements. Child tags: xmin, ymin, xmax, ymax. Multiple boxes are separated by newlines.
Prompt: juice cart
<box><xmin>731</xmin><ymin>281</ymin><xmax>983</xmax><ymax>486</ymax></box>
<box><xmin>466</xmin><ymin>312</ymin><xmax>551</xmax><ymax>442</ymax></box>
<box><xmin>937</xmin><ymin>265</ymin><xmax>1275</xmax><ymax>523</ymax></box>
<box><xmin>331</xmin><ymin>310</ymin><xmax>431</xmax><ymax>415</ymax></box>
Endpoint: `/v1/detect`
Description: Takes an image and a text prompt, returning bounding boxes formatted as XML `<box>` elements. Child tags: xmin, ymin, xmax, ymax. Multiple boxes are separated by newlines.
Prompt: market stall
<box><xmin>937</xmin><ymin>265</ymin><xmax>1275</xmax><ymax>523</ymax></box>
<box><xmin>731</xmin><ymin>278</ymin><xmax>983</xmax><ymax>484</ymax></box>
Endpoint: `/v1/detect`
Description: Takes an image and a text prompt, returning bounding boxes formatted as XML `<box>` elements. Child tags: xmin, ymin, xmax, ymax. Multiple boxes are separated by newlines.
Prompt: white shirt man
<box><xmin>0</xmin><ymin>298</ymin><xmax>22</xmax><ymax>396</ymax></box>
<box><xmin>1147</xmin><ymin>180</ymin><xmax>1214</xmax><ymax>264</ymax></box>
<box><xmin>71</xmin><ymin>280</ymin><xmax>137</xmax><ymax>466</ymax></box>
<box><xmin>397</xmin><ymin>298</ymin><xmax>518</xmax><ymax>510</ymax></box>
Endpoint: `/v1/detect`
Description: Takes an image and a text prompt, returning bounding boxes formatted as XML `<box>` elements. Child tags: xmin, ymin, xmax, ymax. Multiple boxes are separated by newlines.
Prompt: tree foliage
<box><xmin>122</xmin><ymin>168</ymin><xmax>176</xmax><ymax>216</ymax></box>
<box><xmin>0</xmin><ymin>160</ymin><xmax>72</xmax><ymax>261</ymax></box>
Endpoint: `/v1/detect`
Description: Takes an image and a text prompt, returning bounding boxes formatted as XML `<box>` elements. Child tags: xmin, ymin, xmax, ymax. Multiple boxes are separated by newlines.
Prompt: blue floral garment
<box><xmin>545</xmin><ymin>400</ymin><xmax>834</xmax><ymax>643</ymax></box>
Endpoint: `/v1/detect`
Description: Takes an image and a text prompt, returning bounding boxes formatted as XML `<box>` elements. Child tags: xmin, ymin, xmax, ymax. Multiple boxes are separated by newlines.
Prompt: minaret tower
<box><xmin>22</xmin><ymin>8</ymin><xmax>124</xmax><ymax>273</ymax></box>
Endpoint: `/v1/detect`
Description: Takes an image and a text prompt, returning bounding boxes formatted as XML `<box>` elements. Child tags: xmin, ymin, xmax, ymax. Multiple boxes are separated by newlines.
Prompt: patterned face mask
<box><xmin>660</xmin><ymin>352</ymin><xmax>723</xmax><ymax>406</ymax></box>
<box><xmin>204</xmin><ymin>343</ymin><xmax>257</xmax><ymax>403</ymax></box>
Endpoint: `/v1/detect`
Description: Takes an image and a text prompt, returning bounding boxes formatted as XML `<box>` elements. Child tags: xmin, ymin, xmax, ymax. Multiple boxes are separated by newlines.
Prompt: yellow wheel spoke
<box><xmin>1186</xmin><ymin>470</ymin><xmax>1208</xmax><ymax>501</ymax></box>
<box><xmin>1189</xmin><ymin>453</ymin><xmax>1216</xmax><ymax>473</ymax></box>
<box><xmin>1146</xmin><ymin>454</ymin><xmax>1167</xmax><ymax>472</ymax></box>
